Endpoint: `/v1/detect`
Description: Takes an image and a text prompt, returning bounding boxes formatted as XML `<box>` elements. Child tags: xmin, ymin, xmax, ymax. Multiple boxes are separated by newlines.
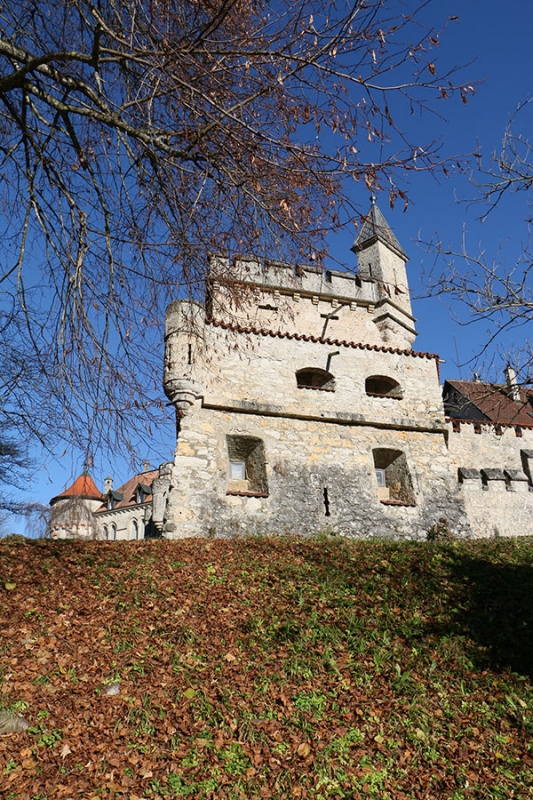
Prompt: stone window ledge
<box><xmin>226</xmin><ymin>491</ymin><xmax>269</xmax><ymax>498</ymax></box>
<box><xmin>297</xmin><ymin>385</ymin><xmax>335</xmax><ymax>392</ymax></box>
<box><xmin>380</xmin><ymin>500</ymin><xmax>416</xmax><ymax>507</ymax></box>
<box><xmin>366</xmin><ymin>391</ymin><xmax>402</xmax><ymax>400</ymax></box>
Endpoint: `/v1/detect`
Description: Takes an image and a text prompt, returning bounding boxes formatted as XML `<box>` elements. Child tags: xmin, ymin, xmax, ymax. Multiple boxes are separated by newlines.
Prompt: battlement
<box><xmin>207</xmin><ymin>253</ymin><xmax>416</xmax><ymax>349</ymax></box>
<box><xmin>212</xmin><ymin>257</ymin><xmax>377</xmax><ymax>306</ymax></box>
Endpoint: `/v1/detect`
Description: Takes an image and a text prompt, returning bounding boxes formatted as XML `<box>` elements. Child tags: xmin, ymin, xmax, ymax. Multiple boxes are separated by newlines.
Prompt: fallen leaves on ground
<box><xmin>1</xmin><ymin>535</ymin><xmax>533</xmax><ymax>799</ymax></box>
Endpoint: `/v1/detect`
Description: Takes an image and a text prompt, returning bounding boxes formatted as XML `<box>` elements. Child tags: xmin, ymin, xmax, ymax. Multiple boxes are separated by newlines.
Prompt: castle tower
<box><xmin>49</xmin><ymin>473</ymin><xmax>104</xmax><ymax>539</ymax></box>
<box><xmin>352</xmin><ymin>196</ymin><xmax>417</xmax><ymax>346</ymax></box>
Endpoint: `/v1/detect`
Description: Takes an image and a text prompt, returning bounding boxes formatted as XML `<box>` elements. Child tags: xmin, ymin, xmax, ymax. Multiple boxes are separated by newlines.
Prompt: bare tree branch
<box><xmin>0</xmin><ymin>0</ymin><xmax>471</xmax><ymax>470</ymax></box>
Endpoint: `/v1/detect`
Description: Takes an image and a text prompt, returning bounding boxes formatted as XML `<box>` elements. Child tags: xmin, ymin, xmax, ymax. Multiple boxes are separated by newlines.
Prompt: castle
<box><xmin>50</xmin><ymin>198</ymin><xmax>533</xmax><ymax>540</ymax></box>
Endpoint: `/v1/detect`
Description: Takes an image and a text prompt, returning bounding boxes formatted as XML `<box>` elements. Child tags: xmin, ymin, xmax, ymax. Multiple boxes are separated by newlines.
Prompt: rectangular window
<box><xmin>373</xmin><ymin>448</ymin><xmax>415</xmax><ymax>506</ymax></box>
<box><xmin>226</xmin><ymin>435</ymin><xmax>268</xmax><ymax>495</ymax></box>
<box><xmin>229</xmin><ymin>461</ymin><xmax>246</xmax><ymax>481</ymax></box>
<box><xmin>375</xmin><ymin>468</ymin><xmax>386</xmax><ymax>487</ymax></box>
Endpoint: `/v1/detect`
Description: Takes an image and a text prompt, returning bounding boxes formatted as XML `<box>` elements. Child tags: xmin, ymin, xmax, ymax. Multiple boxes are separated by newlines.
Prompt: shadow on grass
<box><xmin>299</xmin><ymin>538</ymin><xmax>533</xmax><ymax>680</ymax></box>
<box><xmin>442</xmin><ymin>551</ymin><xmax>533</xmax><ymax>679</ymax></box>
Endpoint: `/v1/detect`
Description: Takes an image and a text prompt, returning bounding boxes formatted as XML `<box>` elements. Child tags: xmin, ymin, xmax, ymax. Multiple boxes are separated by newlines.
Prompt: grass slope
<box><xmin>1</xmin><ymin>535</ymin><xmax>533</xmax><ymax>799</ymax></box>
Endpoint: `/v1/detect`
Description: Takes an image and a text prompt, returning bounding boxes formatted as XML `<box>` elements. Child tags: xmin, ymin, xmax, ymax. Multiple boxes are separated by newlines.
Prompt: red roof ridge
<box><xmin>206</xmin><ymin>318</ymin><xmax>438</xmax><ymax>361</ymax></box>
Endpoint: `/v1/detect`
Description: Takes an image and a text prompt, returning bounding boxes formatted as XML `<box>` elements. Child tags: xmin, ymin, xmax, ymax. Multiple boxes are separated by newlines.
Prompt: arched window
<box><xmin>103</xmin><ymin>525</ymin><xmax>109</xmax><ymax>540</ymax></box>
<box><xmin>365</xmin><ymin>375</ymin><xmax>402</xmax><ymax>399</ymax></box>
<box><xmin>296</xmin><ymin>368</ymin><xmax>335</xmax><ymax>391</ymax></box>
<box><xmin>132</xmin><ymin>519</ymin><xmax>139</xmax><ymax>540</ymax></box>
<box><xmin>111</xmin><ymin>523</ymin><xmax>117</xmax><ymax>541</ymax></box>
<box><xmin>373</xmin><ymin>449</ymin><xmax>415</xmax><ymax>505</ymax></box>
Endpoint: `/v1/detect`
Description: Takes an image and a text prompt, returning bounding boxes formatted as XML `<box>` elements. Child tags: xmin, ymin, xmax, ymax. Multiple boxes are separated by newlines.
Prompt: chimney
<box><xmin>143</xmin><ymin>460</ymin><xmax>150</xmax><ymax>472</ymax></box>
<box><xmin>104</xmin><ymin>474</ymin><xmax>113</xmax><ymax>494</ymax></box>
<box><xmin>505</xmin><ymin>365</ymin><xmax>521</xmax><ymax>402</ymax></box>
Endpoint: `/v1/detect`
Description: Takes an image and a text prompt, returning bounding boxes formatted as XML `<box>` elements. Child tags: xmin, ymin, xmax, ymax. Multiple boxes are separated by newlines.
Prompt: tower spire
<box><xmin>352</xmin><ymin>197</ymin><xmax>407</xmax><ymax>261</ymax></box>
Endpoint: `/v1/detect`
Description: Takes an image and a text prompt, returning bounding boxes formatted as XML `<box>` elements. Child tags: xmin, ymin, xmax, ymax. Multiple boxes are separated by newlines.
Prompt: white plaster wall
<box><xmin>95</xmin><ymin>504</ymin><xmax>150</xmax><ymax>541</ymax></box>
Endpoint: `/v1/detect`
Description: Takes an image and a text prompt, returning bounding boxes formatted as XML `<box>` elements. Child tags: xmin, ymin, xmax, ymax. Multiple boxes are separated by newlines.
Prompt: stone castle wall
<box><xmin>161</xmin><ymin>252</ymin><xmax>533</xmax><ymax>541</ymax></box>
<box><xmin>446</xmin><ymin>422</ymin><xmax>533</xmax><ymax>538</ymax></box>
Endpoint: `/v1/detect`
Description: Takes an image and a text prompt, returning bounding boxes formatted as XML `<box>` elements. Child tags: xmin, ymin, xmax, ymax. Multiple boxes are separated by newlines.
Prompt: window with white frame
<box><xmin>226</xmin><ymin>435</ymin><xmax>268</xmax><ymax>495</ymax></box>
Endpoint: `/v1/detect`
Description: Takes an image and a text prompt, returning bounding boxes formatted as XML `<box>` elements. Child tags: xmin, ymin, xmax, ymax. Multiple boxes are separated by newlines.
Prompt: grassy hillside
<box><xmin>1</xmin><ymin>535</ymin><xmax>533</xmax><ymax>799</ymax></box>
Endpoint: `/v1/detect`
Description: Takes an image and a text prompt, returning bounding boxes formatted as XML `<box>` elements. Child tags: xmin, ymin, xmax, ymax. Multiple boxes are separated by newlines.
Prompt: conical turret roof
<box><xmin>50</xmin><ymin>473</ymin><xmax>104</xmax><ymax>505</ymax></box>
<box><xmin>352</xmin><ymin>196</ymin><xmax>408</xmax><ymax>260</ymax></box>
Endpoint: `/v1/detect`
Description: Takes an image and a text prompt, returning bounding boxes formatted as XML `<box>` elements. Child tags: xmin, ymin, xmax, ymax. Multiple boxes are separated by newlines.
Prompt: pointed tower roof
<box><xmin>352</xmin><ymin>195</ymin><xmax>408</xmax><ymax>260</ymax></box>
<box><xmin>50</xmin><ymin>473</ymin><xmax>104</xmax><ymax>505</ymax></box>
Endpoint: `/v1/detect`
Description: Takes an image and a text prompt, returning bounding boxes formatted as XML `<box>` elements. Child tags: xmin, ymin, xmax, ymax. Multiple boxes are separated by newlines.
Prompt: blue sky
<box><xmin>7</xmin><ymin>0</ymin><xmax>533</xmax><ymax>528</ymax></box>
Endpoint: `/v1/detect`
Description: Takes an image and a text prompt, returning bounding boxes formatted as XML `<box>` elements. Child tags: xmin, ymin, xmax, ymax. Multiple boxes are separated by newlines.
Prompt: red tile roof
<box><xmin>445</xmin><ymin>379</ymin><xmax>533</xmax><ymax>427</ymax></box>
<box><xmin>96</xmin><ymin>469</ymin><xmax>159</xmax><ymax>513</ymax></box>
<box><xmin>206</xmin><ymin>318</ymin><xmax>439</xmax><ymax>361</ymax></box>
<box><xmin>50</xmin><ymin>473</ymin><xmax>104</xmax><ymax>505</ymax></box>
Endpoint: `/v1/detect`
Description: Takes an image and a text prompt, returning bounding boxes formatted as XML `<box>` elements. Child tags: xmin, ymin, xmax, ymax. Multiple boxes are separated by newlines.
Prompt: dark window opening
<box><xmin>188</xmin><ymin>343</ymin><xmax>192</xmax><ymax>365</ymax></box>
<box><xmin>296</xmin><ymin>368</ymin><xmax>335</xmax><ymax>391</ymax></box>
<box><xmin>373</xmin><ymin>448</ymin><xmax>415</xmax><ymax>505</ymax></box>
<box><xmin>226</xmin><ymin>435</ymin><xmax>268</xmax><ymax>495</ymax></box>
<box><xmin>365</xmin><ymin>375</ymin><xmax>402</xmax><ymax>399</ymax></box>
<box><xmin>323</xmin><ymin>488</ymin><xmax>331</xmax><ymax>516</ymax></box>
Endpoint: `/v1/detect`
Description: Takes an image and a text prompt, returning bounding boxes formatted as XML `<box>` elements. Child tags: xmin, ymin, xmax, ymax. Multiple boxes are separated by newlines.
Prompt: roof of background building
<box><xmin>50</xmin><ymin>473</ymin><xmax>104</xmax><ymax>505</ymax></box>
<box><xmin>445</xmin><ymin>379</ymin><xmax>533</xmax><ymax>427</ymax></box>
<box><xmin>96</xmin><ymin>469</ymin><xmax>159</xmax><ymax>513</ymax></box>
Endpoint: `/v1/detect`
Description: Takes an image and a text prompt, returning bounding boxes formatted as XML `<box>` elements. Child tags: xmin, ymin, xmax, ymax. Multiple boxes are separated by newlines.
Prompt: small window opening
<box><xmin>227</xmin><ymin>436</ymin><xmax>268</xmax><ymax>495</ymax></box>
<box><xmin>365</xmin><ymin>376</ymin><xmax>402</xmax><ymax>399</ymax></box>
<box><xmin>373</xmin><ymin>449</ymin><xmax>415</xmax><ymax>505</ymax></box>
<box><xmin>132</xmin><ymin>520</ymin><xmax>139</xmax><ymax>540</ymax></box>
<box><xmin>111</xmin><ymin>523</ymin><xmax>117</xmax><ymax>541</ymax></box>
<box><xmin>188</xmin><ymin>343</ymin><xmax>192</xmax><ymax>365</ymax></box>
<box><xmin>325</xmin><ymin>270</ymin><xmax>332</xmax><ymax>283</ymax></box>
<box><xmin>296</xmin><ymin>368</ymin><xmax>335</xmax><ymax>391</ymax></box>
<box><xmin>103</xmin><ymin>525</ymin><xmax>109</xmax><ymax>540</ymax></box>
<box><xmin>229</xmin><ymin>460</ymin><xmax>246</xmax><ymax>481</ymax></box>
<box><xmin>323</xmin><ymin>488</ymin><xmax>331</xmax><ymax>516</ymax></box>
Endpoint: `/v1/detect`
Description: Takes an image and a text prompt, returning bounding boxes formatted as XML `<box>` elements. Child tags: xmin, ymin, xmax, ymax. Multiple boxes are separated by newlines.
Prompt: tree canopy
<box><xmin>0</xmin><ymin>0</ymin><xmax>470</xmax><ymax>467</ymax></box>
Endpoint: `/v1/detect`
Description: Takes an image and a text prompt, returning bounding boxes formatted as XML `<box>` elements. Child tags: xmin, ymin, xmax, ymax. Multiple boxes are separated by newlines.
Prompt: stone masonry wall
<box><xmin>208</xmin><ymin>255</ymin><xmax>416</xmax><ymax>349</ymax></box>
<box><xmin>446</xmin><ymin>421</ymin><xmax>533</xmax><ymax>538</ymax></box>
<box><xmin>163</xmin><ymin>405</ymin><xmax>470</xmax><ymax>540</ymax></box>
<box><xmin>162</xmin><ymin>260</ymin><xmax>533</xmax><ymax>540</ymax></box>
